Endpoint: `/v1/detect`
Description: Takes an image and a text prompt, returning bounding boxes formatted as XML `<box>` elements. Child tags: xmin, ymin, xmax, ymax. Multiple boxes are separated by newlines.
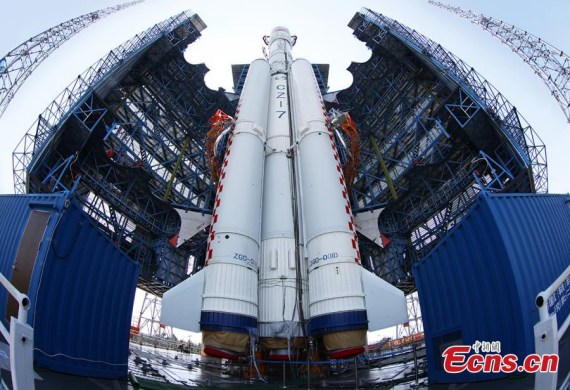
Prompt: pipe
<box><xmin>369</xmin><ymin>134</ymin><xmax>398</xmax><ymax>201</ymax></box>
<box><xmin>163</xmin><ymin>135</ymin><xmax>190</xmax><ymax>201</ymax></box>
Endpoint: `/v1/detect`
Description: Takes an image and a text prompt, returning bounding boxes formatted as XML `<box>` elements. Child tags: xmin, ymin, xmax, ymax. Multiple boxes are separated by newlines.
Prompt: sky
<box><xmin>1</xmin><ymin>0</ymin><xmax>569</xmax><ymax>341</ymax></box>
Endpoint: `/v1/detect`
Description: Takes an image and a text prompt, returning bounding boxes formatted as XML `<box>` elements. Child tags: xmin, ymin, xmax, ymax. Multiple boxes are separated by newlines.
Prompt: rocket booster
<box><xmin>200</xmin><ymin>59</ymin><xmax>270</xmax><ymax>359</ymax></box>
<box><xmin>291</xmin><ymin>59</ymin><xmax>368</xmax><ymax>358</ymax></box>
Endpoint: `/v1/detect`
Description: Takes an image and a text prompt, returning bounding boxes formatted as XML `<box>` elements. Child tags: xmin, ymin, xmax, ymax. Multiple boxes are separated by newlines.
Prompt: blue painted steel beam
<box><xmin>13</xmin><ymin>11</ymin><xmax>201</xmax><ymax>195</ymax></box>
<box><xmin>340</xmin><ymin>9</ymin><xmax>548</xmax><ymax>289</ymax></box>
<box><xmin>0</xmin><ymin>1</ymin><xmax>145</xmax><ymax>119</ymax></box>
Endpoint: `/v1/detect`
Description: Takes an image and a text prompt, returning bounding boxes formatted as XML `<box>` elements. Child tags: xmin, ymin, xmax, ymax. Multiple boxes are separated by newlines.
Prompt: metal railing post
<box><xmin>0</xmin><ymin>272</ymin><xmax>35</xmax><ymax>390</ymax></box>
<box><xmin>534</xmin><ymin>264</ymin><xmax>570</xmax><ymax>390</ymax></box>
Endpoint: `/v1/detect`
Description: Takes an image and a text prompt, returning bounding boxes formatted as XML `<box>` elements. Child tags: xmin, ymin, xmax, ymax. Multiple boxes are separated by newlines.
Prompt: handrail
<box><xmin>536</xmin><ymin>264</ymin><xmax>570</xmax><ymax>335</ymax></box>
<box><xmin>0</xmin><ymin>273</ymin><xmax>30</xmax><ymax>326</ymax></box>
<box><xmin>0</xmin><ymin>272</ymin><xmax>35</xmax><ymax>390</ymax></box>
<box><xmin>534</xmin><ymin>264</ymin><xmax>570</xmax><ymax>390</ymax></box>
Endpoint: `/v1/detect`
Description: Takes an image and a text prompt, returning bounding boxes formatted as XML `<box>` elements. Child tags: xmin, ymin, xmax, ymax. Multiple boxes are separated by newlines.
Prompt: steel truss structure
<box><xmin>340</xmin><ymin>9</ymin><xmax>547</xmax><ymax>292</ymax></box>
<box><xmin>10</xmin><ymin>7</ymin><xmax>548</xmax><ymax>297</ymax></box>
<box><xmin>396</xmin><ymin>292</ymin><xmax>423</xmax><ymax>338</ymax></box>
<box><xmin>12</xmin><ymin>11</ymin><xmax>233</xmax><ymax>296</ymax></box>
<box><xmin>0</xmin><ymin>0</ymin><xmax>144</xmax><ymax>119</ymax></box>
<box><xmin>429</xmin><ymin>0</ymin><xmax>570</xmax><ymax>123</ymax></box>
<box><xmin>136</xmin><ymin>292</ymin><xmax>172</xmax><ymax>338</ymax></box>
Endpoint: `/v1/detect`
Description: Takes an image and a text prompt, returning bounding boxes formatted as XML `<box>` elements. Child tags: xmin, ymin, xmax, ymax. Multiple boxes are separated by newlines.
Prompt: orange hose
<box><xmin>205</xmin><ymin>109</ymin><xmax>233</xmax><ymax>186</ymax></box>
<box><xmin>340</xmin><ymin>113</ymin><xmax>361</xmax><ymax>194</ymax></box>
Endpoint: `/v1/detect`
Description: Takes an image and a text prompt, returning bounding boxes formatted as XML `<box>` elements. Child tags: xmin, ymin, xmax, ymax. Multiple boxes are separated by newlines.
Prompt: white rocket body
<box><xmin>199</xmin><ymin>58</ymin><xmax>270</xmax><ymax>358</ymax></box>
<box><xmin>290</xmin><ymin>59</ymin><xmax>369</xmax><ymax>358</ymax></box>
<box><xmin>258</xmin><ymin>27</ymin><xmax>307</xmax><ymax>357</ymax></box>
<box><xmin>160</xmin><ymin>27</ymin><xmax>408</xmax><ymax>360</ymax></box>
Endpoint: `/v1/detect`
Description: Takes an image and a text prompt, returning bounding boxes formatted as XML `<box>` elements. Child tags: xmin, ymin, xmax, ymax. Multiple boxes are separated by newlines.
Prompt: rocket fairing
<box><xmin>160</xmin><ymin>26</ymin><xmax>408</xmax><ymax>360</ymax></box>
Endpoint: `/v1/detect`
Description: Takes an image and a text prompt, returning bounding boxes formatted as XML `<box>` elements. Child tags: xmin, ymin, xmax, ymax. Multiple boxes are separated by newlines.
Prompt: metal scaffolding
<box><xmin>136</xmin><ymin>292</ymin><xmax>172</xmax><ymax>338</ymax></box>
<box><xmin>341</xmin><ymin>8</ymin><xmax>547</xmax><ymax>291</ymax></box>
<box><xmin>0</xmin><ymin>0</ymin><xmax>145</xmax><ymax>119</ymax></box>
<box><xmin>397</xmin><ymin>292</ymin><xmax>423</xmax><ymax>338</ymax></box>
<box><xmin>12</xmin><ymin>10</ymin><xmax>227</xmax><ymax>297</ymax></box>
<box><xmin>429</xmin><ymin>0</ymin><xmax>570</xmax><ymax>123</ymax></box>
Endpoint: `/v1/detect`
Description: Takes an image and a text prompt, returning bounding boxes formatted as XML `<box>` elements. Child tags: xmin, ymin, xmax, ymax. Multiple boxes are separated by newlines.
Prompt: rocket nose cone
<box><xmin>271</xmin><ymin>26</ymin><xmax>291</xmax><ymax>35</ymax></box>
<box><xmin>268</xmin><ymin>27</ymin><xmax>294</xmax><ymax>47</ymax></box>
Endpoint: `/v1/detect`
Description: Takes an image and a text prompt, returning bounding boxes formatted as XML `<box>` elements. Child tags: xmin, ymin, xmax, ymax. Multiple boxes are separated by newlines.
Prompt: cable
<box><xmin>34</xmin><ymin>348</ymin><xmax>127</xmax><ymax>366</ymax></box>
<box><xmin>286</xmin><ymin>62</ymin><xmax>308</xmax><ymax>341</ymax></box>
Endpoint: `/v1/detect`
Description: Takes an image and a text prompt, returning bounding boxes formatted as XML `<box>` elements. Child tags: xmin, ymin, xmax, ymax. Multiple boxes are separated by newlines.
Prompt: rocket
<box><xmin>258</xmin><ymin>27</ymin><xmax>307</xmax><ymax>359</ymax></box>
<box><xmin>161</xmin><ymin>27</ymin><xmax>407</xmax><ymax>360</ymax></box>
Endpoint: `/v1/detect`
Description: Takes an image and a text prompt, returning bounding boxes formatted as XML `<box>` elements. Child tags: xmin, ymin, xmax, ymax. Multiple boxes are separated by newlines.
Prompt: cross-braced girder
<box><xmin>0</xmin><ymin>1</ymin><xmax>145</xmax><ymax>119</ymax></box>
<box><xmin>429</xmin><ymin>0</ymin><xmax>570</xmax><ymax>123</ymax></box>
<box><xmin>11</xmin><ymin>11</ymin><xmax>225</xmax><ymax>296</ymax></box>
<box><xmin>343</xmin><ymin>9</ymin><xmax>548</xmax><ymax>290</ymax></box>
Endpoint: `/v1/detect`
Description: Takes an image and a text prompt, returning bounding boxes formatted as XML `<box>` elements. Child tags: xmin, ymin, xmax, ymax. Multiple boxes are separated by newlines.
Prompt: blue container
<box><xmin>0</xmin><ymin>193</ymin><xmax>139</xmax><ymax>378</ymax></box>
<box><xmin>414</xmin><ymin>192</ymin><xmax>570</xmax><ymax>383</ymax></box>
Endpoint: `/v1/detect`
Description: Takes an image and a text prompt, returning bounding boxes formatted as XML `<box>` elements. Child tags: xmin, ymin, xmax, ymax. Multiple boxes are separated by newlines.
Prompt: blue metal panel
<box><xmin>308</xmin><ymin>310</ymin><xmax>368</xmax><ymax>335</ymax></box>
<box><xmin>32</xmin><ymin>200</ymin><xmax>139</xmax><ymax>378</ymax></box>
<box><xmin>414</xmin><ymin>192</ymin><xmax>570</xmax><ymax>383</ymax></box>
<box><xmin>200</xmin><ymin>311</ymin><xmax>257</xmax><ymax>334</ymax></box>
<box><xmin>0</xmin><ymin>193</ymin><xmax>139</xmax><ymax>378</ymax></box>
<box><xmin>0</xmin><ymin>193</ymin><xmax>67</xmax><ymax>324</ymax></box>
